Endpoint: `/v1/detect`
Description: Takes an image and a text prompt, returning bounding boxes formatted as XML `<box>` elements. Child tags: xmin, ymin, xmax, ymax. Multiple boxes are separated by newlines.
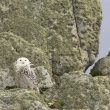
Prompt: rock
<box><xmin>35</xmin><ymin>66</ymin><xmax>54</xmax><ymax>89</ymax></box>
<box><xmin>90</xmin><ymin>56</ymin><xmax>110</xmax><ymax>76</ymax></box>
<box><xmin>0</xmin><ymin>32</ymin><xmax>53</xmax><ymax>90</ymax></box>
<box><xmin>0</xmin><ymin>0</ymin><xmax>103</xmax><ymax>109</ymax></box>
<box><xmin>0</xmin><ymin>0</ymin><xmax>102</xmax><ymax>75</ymax></box>
<box><xmin>0</xmin><ymin>32</ymin><xmax>51</xmax><ymax>71</ymax></box>
<box><xmin>43</xmin><ymin>74</ymin><xmax>110</xmax><ymax>109</ymax></box>
<box><xmin>0</xmin><ymin>89</ymin><xmax>50</xmax><ymax>110</ymax></box>
<box><xmin>72</xmin><ymin>0</ymin><xmax>102</xmax><ymax>71</ymax></box>
<box><xmin>0</xmin><ymin>68</ymin><xmax>15</xmax><ymax>90</ymax></box>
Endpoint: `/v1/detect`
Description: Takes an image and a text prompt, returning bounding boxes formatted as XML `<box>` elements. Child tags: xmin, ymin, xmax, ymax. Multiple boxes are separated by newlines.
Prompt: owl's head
<box><xmin>14</xmin><ymin>57</ymin><xmax>31</xmax><ymax>72</ymax></box>
<box><xmin>16</xmin><ymin>57</ymin><xmax>30</xmax><ymax>66</ymax></box>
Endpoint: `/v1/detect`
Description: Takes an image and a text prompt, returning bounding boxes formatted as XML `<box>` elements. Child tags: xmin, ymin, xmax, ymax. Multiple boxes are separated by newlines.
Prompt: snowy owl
<box><xmin>14</xmin><ymin>57</ymin><xmax>39</xmax><ymax>92</ymax></box>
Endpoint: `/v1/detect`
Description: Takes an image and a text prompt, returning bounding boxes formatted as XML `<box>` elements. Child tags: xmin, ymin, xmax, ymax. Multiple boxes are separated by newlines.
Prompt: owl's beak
<box><xmin>22</xmin><ymin>62</ymin><xmax>25</xmax><ymax>64</ymax></box>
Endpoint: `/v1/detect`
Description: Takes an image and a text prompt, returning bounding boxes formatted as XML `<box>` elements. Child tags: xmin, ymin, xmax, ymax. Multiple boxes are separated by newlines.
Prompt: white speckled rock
<box><xmin>35</xmin><ymin>66</ymin><xmax>54</xmax><ymax>88</ymax></box>
<box><xmin>0</xmin><ymin>68</ymin><xmax>15</xmax><ymax>90</ymax></box>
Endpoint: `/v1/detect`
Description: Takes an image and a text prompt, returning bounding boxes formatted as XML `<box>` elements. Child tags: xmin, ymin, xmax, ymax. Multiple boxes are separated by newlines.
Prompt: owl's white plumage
<box><xmin>14</xmin><ymin>57</ymin><xmax>39</xmax><ymax>92</ymax></box>
<box><xmin>15</xmin><ymin>57</ymin><xmax>31</xmax><ymax>72</ymax></box>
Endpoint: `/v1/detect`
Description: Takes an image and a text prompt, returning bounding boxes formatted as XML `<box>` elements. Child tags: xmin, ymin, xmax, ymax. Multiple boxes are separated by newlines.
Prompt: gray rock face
<box><xmin>72</xmin><ymin>0</ymin><xmax>102</xmax><ymax>71</ymax></box>
<box><xmin>0</xmin><ymin>0</ymin><xmax>102</xmax><ymax>75</ymax></box>
<box><xmin>0</xmin><ymin>89</ymin><xmax>50</xmax><ymax>110</ymax></box>
<box><xmin>0</xmin><ymin>0</ymin><xmax>103</xmax><ymax>109</ymax></box>
<box><xmin>0</xmin><ymin>68</ymin><xmax>15</xmax><ymax>90</ymax></box>
<box><xmin>44</xmin><ymin>74</ymin><xmax>110</xmax><ymax>110</ymax></box>
<box><xmin>35</xmin><ymin>66</ymin><xmax>54</xmax><ymax>88</ymax></box>
<box><xmin>90</xmin><ymin>52</ymin><xmax>110</xmax><ymax>76</ymax></box>
<box><xmin>90</xmin><ymin>56</ymin><xmax>110</xmax><ymax>76</ymax></box>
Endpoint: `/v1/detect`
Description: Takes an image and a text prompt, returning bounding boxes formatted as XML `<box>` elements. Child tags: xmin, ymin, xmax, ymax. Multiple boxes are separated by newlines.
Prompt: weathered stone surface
<box><xmin>0</xmin><ymin>0</ymin><xmax>102</xmax><ymax>75</ymax></box>
<box><xmin>90</xmin><ymin>55</ymin><xmax>110</xmax><ymax>76</ymax></box>
<box><xmin>0</xmin><ymin>89</ymin><xmax>50</xmax><ymax>110</ymax></box>
<box><xmin>0</xmin><ymin>32</ymin><xmax>52</xmax><ymax>89</ymax></box>
<box><xmin>0</xmin><ymin>0</ymin><xmax>102</xmax><ymax>109</ymax></box>
<box><xmin>35</xmin><ymin>66</ymin><xmax>54</xmax><ymax>89</ymax></box>
<box><xmin>72</xmin><ymin>0</ymin><xmax>102</xmax><ymax>71</ymax></box>
<box><xmin>43</xmin><ymin>74</ymin><xmax>110</xmax><ymax>109</ymax></box>
<box><xmin>0</xmin><ymin>32</ymin><xmax>50</xmax><ymax>71</ymax></box>
<box><xmin>0</xmin><ymin>68</ymin><xmax>15</xmax><ymax>90</ymax></box>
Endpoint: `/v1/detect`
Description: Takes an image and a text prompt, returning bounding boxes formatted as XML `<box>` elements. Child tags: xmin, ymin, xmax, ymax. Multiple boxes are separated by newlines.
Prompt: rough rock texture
<box><xmin>90</xmin><ymin>52</ymin><xmax>110</xmax><ymax>76</ymax></box>
<box><xmin>72</xmin><ymin>0</ymin><xmax>102</xmax><ymax>71</ymax></box>
<box><xmin>0</xmin><ymin>0</ymin><xmax>102</xmax><ymax>74</ymax></box>
<box><xmin>43</xmin><ymin>74</ymin><xmax>110</xmax><ymax>110</ymax></box>
<box><xmin>0</xmin><ymin>68</ymin><xmax>15</xmax><ymax>90</ymax></box>
<box><xmin>35</xmin><ymin>66</ymin><xmax>54</xmax><ymax>88</ymax></box>
<box><xmin>0</xmin><ymin>0</ymin><xmax>103</xmax><ymax>109</ymax></box>
<box><xmin>0</xmin><ymin>89</ymin><xmax>50</xmax><ymax>110</ymax></box>
<box><xmin>90</xmin><ymin>56</ymin><xmax>110</xmax><ymax>76</ymax></box>
<box><xmin>0</xmin><ymin>32</ymin><xmax>50</xmax><ymax>70</ymax></box>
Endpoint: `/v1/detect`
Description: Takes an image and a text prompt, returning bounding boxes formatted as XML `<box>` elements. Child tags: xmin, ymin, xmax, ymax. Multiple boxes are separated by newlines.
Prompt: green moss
<box><xmin>0</xmin><ymin>0</ymin><xmax>103</xmax><ymax>109</ymax></box>
<box><xmin>0</xmin><ymin>89</ymin><xmax>48</xmax><ymax>110</ymax></box>
<box><xmin>91</xmin><ymin>70</ymin><xmax>103</xmax><ymax>77</ymax></box>
<box><xmin>0</xmin><ymin>0</ymin><xmax>102</xmax><ymax>73</ymax></box>
<box><xmin>0</xmin><ymin>32</ymin><xmax>51</xmax><ymax>75</ymax></box>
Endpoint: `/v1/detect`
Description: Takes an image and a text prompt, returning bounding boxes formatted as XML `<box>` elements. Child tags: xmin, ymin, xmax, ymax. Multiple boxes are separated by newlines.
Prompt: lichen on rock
<box><xmin>0</xmin><ymin>32</ymin><xmax>50</xmax><ymax>70</ymax></box>
<box><xmin>0</xmin><ymin>32</ymin><xmax>52</xmax><ymax>89</ymax></box>
<box><xmin>90</xmin><ymin>54</ymin><xmax>110</xmax><ymax>76</ymax></box>
<box><xmin>0</xmin><ymin>89</ymin><xmax>50</xmax><ymax>110</ymax></box>
<box><xmin>0</xmin><ymin>0</ymin><xmax>102</xmax><ymax>75</ymax></box>
<box><xmin>43</xmin><ymin>74</ymin><xmax>110</xmax><ymax>109</ymax></box>
<box><xmin>35</xmin><ymin>66</ymin><xmax>54</xmax><ymax>89</ymax></box>
<box><xmin>0</xmin><ymin>0</ymin><xmax>103</xmax><ymax>109</ymax></box>
<box><xmin>0</xmin><ymin>68</ymin><xmax>15</xmax><ymax>90</ymax></box>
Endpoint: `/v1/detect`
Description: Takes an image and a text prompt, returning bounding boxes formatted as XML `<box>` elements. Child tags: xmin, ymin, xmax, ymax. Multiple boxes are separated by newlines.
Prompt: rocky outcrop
<box><xmin>90</xmin><ymin>56</ymin><xmax>110</xmax><ymax>76</ymax></box>
<box><xmin>90</xmin><ymin>52</ymin><xmax>110</xmax><ymax>76</ymax></box>
<box><xmin>0</xmin><ymin>0</ymin><xmax>102</xmax><ymax>75</ymax></box>
<box><xmin>0</xmin><ymin>68</ymin><xmax>15</xmax><ymax>90</ymax></box>
<box><xmin>72</xmin><ymin>0</ymin><xmax>102</xmax><ymax>71</ymax></box>
<box><xmin>43</xmin><ymin>74</ymin><xmax>110</xmax><ymax>110</ymax></box>
<box><xmin>0</xmin><ymin>0</ymin><xmax>103</xmax><ymax>109</ymax></box>
<box><xmin>0</xmin><ymin>89</ymin><xmax>50</xmax><ymax>110</ymax></box>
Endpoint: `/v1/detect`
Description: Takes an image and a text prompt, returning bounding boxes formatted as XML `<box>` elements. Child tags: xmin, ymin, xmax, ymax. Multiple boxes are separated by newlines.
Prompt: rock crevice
<box><xmin>0</xmin><ymin>0</ymin><xmax>103</xmax><ymax>109</ymax></box>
